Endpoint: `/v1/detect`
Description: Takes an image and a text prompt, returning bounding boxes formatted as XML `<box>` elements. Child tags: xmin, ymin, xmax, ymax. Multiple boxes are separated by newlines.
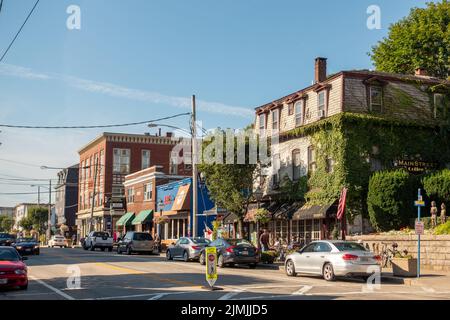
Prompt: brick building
<box><xmin>76</xmin><ymin>132</ymin><xmax>190</xmax><ymax>238</ymax></box>
<box><xmin>251</xmin><ymin>57</ymin><xmax>450</xmax><ymax>245</ymax></box>
<box><xmin>121</xmin><ymin>165</ymin><xmax>190</xmax><ymax>234</ymax></box>
<box><xmin>54</xmin><ymin>164</ymin><xmax>79</xmax><ymax>237</ymax></box>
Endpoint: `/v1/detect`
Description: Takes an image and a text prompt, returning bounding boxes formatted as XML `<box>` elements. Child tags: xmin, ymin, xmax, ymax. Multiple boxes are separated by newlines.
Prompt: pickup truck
<box><xmin>83</xmin><ymin>231</ymin><xmax>113</xmax><ymax>252</ymax></box>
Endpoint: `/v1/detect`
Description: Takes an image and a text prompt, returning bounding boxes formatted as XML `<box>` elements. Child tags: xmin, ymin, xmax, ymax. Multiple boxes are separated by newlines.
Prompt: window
<box><xmin>272</xmin><ymin>153</ymin><xmax>280</xmax><ymax>188</ymax></box>
<box><xmin>127</xmin><ymin>188</ymin><xmax>135</xmax><ymax>203</ymax></box>
<box><xmin>259</xmin><ymin>114</ymin><xmax>266</xmax><ymax>133</ymax></box>
<box><xmin>113</xmin><ymin>149</ymin><xmax>130</xmax><ymax>174</ymax></box>
<box><xmin>142</xmin><ymin>150</ymin><xmax>151</xmax><ymax>170</ymax></box>
<box><xmin>169</xmin><ymin>154</ymin><xmax>178</xmax><ymax>175</ymax></box>
<box><xmin>294</xmin><ymin>101</ymin><xmax>303</xmax><ymax>127</ymax></box>
<box><xmin>272</xmin><ymin>109</ymin><xmax>279</xmax><ymax>131</ymax></box>
<box><xmin>288</xmin><ymin>103</ymin><xmax>294</xmax><ymax>116</ymax></box>
<box><xmin>434</xmin><ymin>93</ymin><xmax>446</xmax><ymax>119</ymax></box>
<box><xmin>144</xmin><ymin>182</ymin><xmax>153</xmax><ymax>201</ymax></box>
<box><xmin>370</xmin><ymin>86</ymin><xmax>383</xmax><ymax>112</ymax></box>
<box><xmin>292</xmin><ymin>149</ymin><xmax>302</xmax><ymax>181</ymax></box>
<box><xmin>308</xmin><ymin>146</ymin><xmax>316</xmax><ymax>173</ymax></box>
<box><xmin>112</xmin><ymin>187</ymin><xmax>124</xmax><ymax>197</ymax></box>
<box><xmin>318</xmin><ymin>91</ymin><xmax>326</xmax><ymax>116</ymax></box>
<box><xmin>326</xmin><ymin>158</ymin><xmax>335</xmax><ymax>173</ymax></box>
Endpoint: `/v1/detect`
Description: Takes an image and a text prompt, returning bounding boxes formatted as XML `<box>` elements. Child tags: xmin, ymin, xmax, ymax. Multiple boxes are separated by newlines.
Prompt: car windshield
<box><xmin>334</xmin><ymin>242</ymin><xmax>367</xmax><ymax>252</ymax></box>
<box><xmin>0</xmin><ymin>249</ymin><xmax>20</xmax><ymax>261</ymax></box>
<box><xmin>227</xmin><ymin>239</ymin><xmax>252</xmax><ymax>246</ymax></box>
<box><xmin>192</xmin><ymin>238</ymin><xmax>210</xmax><ymax>244</ymax></box>
<box><xmin>17</xmin><ymin>238</ymin><xmax>36</xmax><ymax>243</ymax></box>
<box><xmin>133</xmin><ymin>233</ymin><xmax>153</xmax><ymax>241</ymax></box>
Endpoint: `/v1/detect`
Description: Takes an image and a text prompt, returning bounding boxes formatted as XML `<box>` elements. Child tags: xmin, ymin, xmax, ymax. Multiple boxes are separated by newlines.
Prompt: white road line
<box><xmin>148</xmin><ymin>293</ymin><xmax>169</xmax><ymax>300</ymax></box>
<box><xmin>29</xmin><ymin>276</ymin><xmax>75</xmax><ymax>300</ymax></box>
<box><xmin>292</xmin><ymin>285</ymin><xmax>313</xmax><ymax>295</ymax></box>
<box><xmin>218</xmin><ymin>289</ymin><xmax>244</xmax><ymax>300</ymax></box>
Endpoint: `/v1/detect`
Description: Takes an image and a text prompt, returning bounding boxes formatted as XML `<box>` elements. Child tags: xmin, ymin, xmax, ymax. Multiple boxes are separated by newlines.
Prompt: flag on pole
<box><xmin>336</xmin><ymin>187</ymin><xmax>348</xmax><ymax>220</ymax></box>
<box><xmin>204</xmin><ymin>222</ymin><xmax>213</xmax><ymax>240</ymax></box>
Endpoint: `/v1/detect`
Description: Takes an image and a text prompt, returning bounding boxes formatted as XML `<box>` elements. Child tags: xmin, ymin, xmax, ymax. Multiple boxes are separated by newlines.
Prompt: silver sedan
<box><xmin>285</xmin><ymin>240</ymin><xmax>381</xmax><ymax>281</ymax></box>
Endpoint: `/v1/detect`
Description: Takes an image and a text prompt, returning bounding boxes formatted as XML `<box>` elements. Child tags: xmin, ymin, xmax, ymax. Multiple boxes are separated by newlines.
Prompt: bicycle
<box><xmin>380</xmin><ymin>242</ymin><xmax>399</xmax><ymax>268</ymax></box>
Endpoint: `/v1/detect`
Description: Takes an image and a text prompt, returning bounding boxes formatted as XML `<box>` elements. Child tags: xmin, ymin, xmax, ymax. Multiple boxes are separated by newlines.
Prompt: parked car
<box><xmin>0</xmin><ymin>233</ymin><xmax>16</xmax><ymax>246</ymax></box>
<box><xmin>0</xmin><ymin>246</ymin><xmax>28</xmax><ymax>290</ymax></box>
<box><xmin>84</xmin><ymin>231</ymin><xmax>113</xmax><ymax>251</ymax></box>
<box><xmin>117</xmin><ymin>232</ymin><xmax>155</xmax><ymax>255</ymax></box>
<box><xmin>284</xmin><ymin>240</ymin><xmax>381</xmax><ymax>281</ymax></box>
<box><xmin>199</xmin><ymin>238</ymin><xmax>259</xmax><ymax>268</ymax></box>
<box><xmin>166</xmin><ymin>237</ymin><xmax>210</xmax><ymax>262</ymax></box>
<box><xmin>48</xmin><ymin>235</ymin><xmax>67</xmax><ymax>248</ymax></box>
<box><xmin>12</xmin><ymin>237</ymin><xmax>40</xmax><ymax>255</ymax></box>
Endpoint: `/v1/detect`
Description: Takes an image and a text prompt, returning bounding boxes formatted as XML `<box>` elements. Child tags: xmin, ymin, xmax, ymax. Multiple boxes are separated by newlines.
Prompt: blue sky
<box><xmin>0</xmin><ymin>0</ymin><xmax>434</xmax><ymax>206</ymax></box>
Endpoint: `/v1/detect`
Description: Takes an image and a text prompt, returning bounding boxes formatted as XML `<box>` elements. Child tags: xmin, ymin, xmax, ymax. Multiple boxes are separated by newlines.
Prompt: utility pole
<box><xmin>47</xmin><ymin>180</ymin><xmax>52</xmax><ymax>243</ymax></box>
<box><xmin>37</xmin><ymin>186</ymin><xmax>40</xmax><ymax>207</ymax></box>
<box><xmin>89</xmin><ymin>157</ymin><xmax>99</xmax><ymax>233</ymax></box>
<box><xmin>192</xmin><ymin>95</ymin><xmax>198</xmax><ymax>237</ymax></box>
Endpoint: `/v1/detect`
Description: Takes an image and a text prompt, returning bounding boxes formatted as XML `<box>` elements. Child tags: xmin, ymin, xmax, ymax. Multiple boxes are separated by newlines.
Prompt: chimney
<box><xmin>158</xmin><ymin>128</ymin><xmax>162</xmax><ymax>136</ymax></box>
<box><xmin>415</xmin><ymin>67</ymin><xmax>428</xmax><ymax>76</ymax></box>
<box><xmin>315</xmin><ymin>57</ymin><xmax>327</xmax><ymax>83</ymax></box>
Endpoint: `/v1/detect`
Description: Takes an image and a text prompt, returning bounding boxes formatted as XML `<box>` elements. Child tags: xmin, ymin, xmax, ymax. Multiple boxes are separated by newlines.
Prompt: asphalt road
<box><xmin>1</xmin><ymin>247</ymin><xmax>449</xmax><ymax>300</ymax></box>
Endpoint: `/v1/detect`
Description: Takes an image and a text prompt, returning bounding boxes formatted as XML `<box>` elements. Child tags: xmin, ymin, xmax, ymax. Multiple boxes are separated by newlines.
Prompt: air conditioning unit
<box><xmin>318</xmin><ymin>109</ymin><xmax>326</xmax><ymax>118</ymax></box>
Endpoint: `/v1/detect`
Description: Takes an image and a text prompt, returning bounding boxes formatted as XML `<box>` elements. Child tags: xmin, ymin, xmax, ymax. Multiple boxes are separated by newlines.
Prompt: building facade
<box><xmin>54</xmin><ymin>164</ymin><xmax>79</xmax><ymax>237</ymax></box>
<box><xmin>76</xmin><ymin>132</ymin><xmax>191</xmax><ymax>238</ymax></box>
<box><xmin>0</xmin><ymin>207</ymin><xmax>14</xmax><ymax>218</ymax></box>
<box><xmin>13</xmin><ymin>203</ymin><xmax>39</xmax><ymax>231</ymax></box>
<box><xmin>254</xmin><ymin>57</ymin><xmax>450</xmax><ymax>244</ymax></box>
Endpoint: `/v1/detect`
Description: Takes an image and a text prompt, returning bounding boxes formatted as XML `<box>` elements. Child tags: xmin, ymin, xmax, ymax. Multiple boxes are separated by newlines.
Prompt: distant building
<box><xmin>13</xmin><ymin>203</ymin><xmax>39</xmax><ymax>231</ymax></box>
<box><xmin>0</xmin><ymin>207</ymin><xmax>14</xmax><ymax>218</ymax></box>
<box><xmin>54</xmin><ymin>164</ymin><xmax>79</xmax><ymax>237</ymax></box>
<box><xmin>76</xmin><ymin>132</ymin><xmax>191</xmax><ymax>237</ymax></box>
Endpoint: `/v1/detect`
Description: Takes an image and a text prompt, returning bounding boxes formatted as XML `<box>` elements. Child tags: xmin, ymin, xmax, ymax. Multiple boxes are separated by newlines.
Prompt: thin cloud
<box><xmin>0</xmin><ymin>63</ymin><xmax>254</xmax><ymax>118</ymax></box>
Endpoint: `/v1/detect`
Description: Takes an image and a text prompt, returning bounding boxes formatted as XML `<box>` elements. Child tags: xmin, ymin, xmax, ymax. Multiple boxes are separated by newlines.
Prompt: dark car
<box><xmin>117</xmin><ymin>232</ymin><xmax>155</xmax><ymax>255</ymax></box>
<box><xmin>12</xmin><ymin>238</ymin><xmax>40</xmax><ymax>255</ymax></box>
<box><xmin>0</xmin><ymin>233</ymin><xmax>16</xmax><ymax>246</ymax></box>
<box><xmin>199</xmin><ymin>238</ymin><xmax>259</xmax><ymax>268</ymax></box>
<box><xmin>0</xmin><ymin>246</ymin><xmax>28</xmax><ymax>290</ymax></box>
<box><xmin>166</xmin><ymin>237</ymin><xmax>210</xmax><ymax>262</ymax></box>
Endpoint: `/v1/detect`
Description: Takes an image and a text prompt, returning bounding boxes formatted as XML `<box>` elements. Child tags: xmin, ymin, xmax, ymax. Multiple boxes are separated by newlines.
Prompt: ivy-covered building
<box><xmin>253</xmin><ymin>57</ymin><xmax>450</xmax><ymax>244</ymax></box>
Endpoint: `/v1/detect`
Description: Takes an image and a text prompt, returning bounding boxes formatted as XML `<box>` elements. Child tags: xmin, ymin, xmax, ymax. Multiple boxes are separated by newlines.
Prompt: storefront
<box><xmin>131</xmin><ymin>210</ymin><xmax>153</xmax><ymax>232</ymax></box>
<box><xmin>115</xmin><ymin>212</ymin><xmax>135</xmax><ymax>236</ymax></box>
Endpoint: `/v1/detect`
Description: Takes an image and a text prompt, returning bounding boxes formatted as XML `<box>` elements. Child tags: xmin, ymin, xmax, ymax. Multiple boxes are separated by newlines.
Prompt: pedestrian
<box><xmin>431</xmin><ymin>201</ymin><xmax>438</xmax><ymax>228</ymax></box>
<box><xmin>259</xmin><ymin>229</ymin><xmax>270</xmax><ymax>252</ymax></box>
<box><xmin>440</xmin><ymin>203</ymin><xmax>447</xmax><ymax>224</ymax></box>
<box><xmin>72</xmin><ymin>234</ymin><xmax>77</xmax><ymax>247</ymax></box>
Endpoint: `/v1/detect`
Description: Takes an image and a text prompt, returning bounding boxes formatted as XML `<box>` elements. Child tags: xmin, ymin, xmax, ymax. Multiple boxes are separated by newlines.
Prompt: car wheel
<box><xmin>323</xmin><ymin>263</ymin><xmax>336</xmax><ymax>281</ymax></box>
<box><xmin>126</xmin><ymin>246</ymin><xmax>132</xmax><ymax>255</ymax></box>
<box><xmin>248</xmin><ymin>263</ymin><xmax>257</xmax><ymax>269</ymax></box>
<box><xmin>117</xmin><ymin>246</ymin><xmax>122</xmax><ymax>254</ymax></box>
<box><xmin>285</xmin><ymin>260</ymin><xmax>297</xmax><ymax>277</ymax></box>
<box><xmin>19</xmin><ymin>283</ymin><xmax>28</xmax><ymax>290</ymax></box>
<box><xmin>217</xmin><ymin>255</ymin><xmax>225</xmax><ymax>268</ymax></box>
<box><xmin>108</xmin><ymin>247</ymin><xmax>113</xmax><ymax>252</ymax></box>
<box><xmin>183</xmin><ymin>251</ymin><xmax>189</xmax><ymax>262</ymax></box>
<box><xmin>89</xmin><ymin>244</ymin><xmax>95</xmax><ymax>251</ymax></box>
<box><xmin>199</xmin><ymin>252</ymin><xmax>205</xmax><ymax>265</ymax></box>
<box><xmin>166</xmin><ymin>250</ymin><xmax>173</xmax><ymax>261</ymax></box>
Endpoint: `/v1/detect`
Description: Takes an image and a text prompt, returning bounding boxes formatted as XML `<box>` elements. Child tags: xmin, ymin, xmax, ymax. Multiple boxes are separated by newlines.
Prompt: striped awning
<box><xmin>116</xmin><ymin>212</ymin><xmax>135</xmax><ymax>226</ymax></box>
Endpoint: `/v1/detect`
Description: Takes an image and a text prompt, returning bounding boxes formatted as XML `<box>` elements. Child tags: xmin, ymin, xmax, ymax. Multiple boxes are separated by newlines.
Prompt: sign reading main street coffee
<box><xmin>393</xmin><ymin>159</ymin><xmax>438</xmax><ymax>173</ymax></box>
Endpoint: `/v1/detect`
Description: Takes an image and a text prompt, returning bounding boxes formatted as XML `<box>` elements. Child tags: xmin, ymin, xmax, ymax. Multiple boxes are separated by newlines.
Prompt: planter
<box><xmin>392</xmin><ymin>258</ymin><xmax>418</xmax><ymax>277</ymax></box>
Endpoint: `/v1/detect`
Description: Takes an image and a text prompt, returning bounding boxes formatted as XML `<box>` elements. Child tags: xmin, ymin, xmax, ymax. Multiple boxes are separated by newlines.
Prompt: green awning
<box><xmin>116</xmin><ymin>212</ymin><xmax>135</xmax><ymax>226</ymax></box>
<box><xmin>132</xmin><ymin>210</ymin><xmax>154</xmax><ymax>225</ymax></box>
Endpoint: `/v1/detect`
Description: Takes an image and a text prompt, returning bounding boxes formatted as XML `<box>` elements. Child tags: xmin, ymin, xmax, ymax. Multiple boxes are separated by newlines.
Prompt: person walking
<box><xmin>440</xmin><ymin>203</ymin><xmax>447</xmax><ymax>224</ymax></box>
<box><xmin>431</xmin><ymin>201</ymin><xmax>438</xmax><ymax>228</ymax></box>
<box><xmin>259</xmin><ymin>229</ymin><xmax>270</xmax><ymax>252</ymax></box>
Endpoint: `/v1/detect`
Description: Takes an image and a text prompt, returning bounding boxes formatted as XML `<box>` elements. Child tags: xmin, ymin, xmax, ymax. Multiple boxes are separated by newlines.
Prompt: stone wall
<box><xmin>347</xmin><ymin>234</ymin><xmax>450</xmax><ymax>271</ymax></box>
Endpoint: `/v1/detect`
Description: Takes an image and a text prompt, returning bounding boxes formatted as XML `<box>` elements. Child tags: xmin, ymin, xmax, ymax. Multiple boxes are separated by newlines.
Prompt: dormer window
<box><xmin>294</xmin><ymin>100</ymin><xmax>303</xmax><ymax>127</ymax></box>
<box><xmin>370</xmin><ymin>86</ymin><xmax>383</xmax><ymax>113</ymax></box>
<box><xmin>272</xmin><ymin>109</ymin><xmax>279</xmax><ymax>131</ymax></box>
<box><xmin>317</xmin><ymin>91</ymin><xmax>326</xmax><ymax>117</ymax></box>
<box><xmin>259</xmin><ymin>113</ymin><xmax>266</xmax><ymax>133</ymax></box>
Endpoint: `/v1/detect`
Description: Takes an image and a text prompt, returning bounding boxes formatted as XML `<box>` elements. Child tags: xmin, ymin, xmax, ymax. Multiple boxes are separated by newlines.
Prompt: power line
<box><xmin>0</xmin><ymin>113</ymin><xmax>191</xmax><ymax>129</ymax></box>
<box><xmin>0</xmin><ymin>0</ymin><xmax>40</xmax><ymax>62</ymax></box>
<box><xmin>0</xmin><ymin>158</ymin><xmax>42</xmax><ymax>168</ymax></box>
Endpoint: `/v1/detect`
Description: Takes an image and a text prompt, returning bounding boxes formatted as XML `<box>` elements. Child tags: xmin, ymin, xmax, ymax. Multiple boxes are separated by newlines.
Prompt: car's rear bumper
<box><xmin>16</xmin><ymin>248</ymin><xmax>39</xmax><ymax>255</ymax></box>
<box><xmin>334</xmin><ymin>263</ymin><xmax>381</xmax><ymax>276</ymax></box>
<box><xmin>223</xmin><ymin>255</ymin><xmax>259</xmax><ymax>264</ymax></box>
<box><xmin>93</xmin><ymin>243</ymin><xmax>113</xmax><ymax>248</ymax></box>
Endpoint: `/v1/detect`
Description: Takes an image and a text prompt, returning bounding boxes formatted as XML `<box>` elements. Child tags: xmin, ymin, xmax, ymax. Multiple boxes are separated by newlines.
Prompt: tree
<box><xmin>0</xmin><ymin>215</ymin><xmax>14</xmax><ymax>232</ymax></box>
<box><xmin>20</xmin><ymin>207</ymin><xmax>48</xmax><ymax>234</ymax></box>
<box><xmin>198</xmin><ymin>129</ymin><xmax>261</xmax><ymax>238</ymax></box>
<box><xmin>370</xmin><ymin>1</ymin><xmax>450</xmax><ymax>79</ymax></box>
<box><xmin>19</xmin><ymin>216</ymin><xmax>34</xmax><ymax>232</ymax></box>
<box><xmin>367</xmin><ymin>169</ymin><xmax>418</xmax><ymax>231</ymax></box>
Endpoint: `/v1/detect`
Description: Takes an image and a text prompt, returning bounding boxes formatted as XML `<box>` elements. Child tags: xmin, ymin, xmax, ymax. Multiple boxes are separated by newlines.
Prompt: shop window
<box><xmin>370</xmin><ymin>86</ymin><xmax>383</xmax><ymax>113</ymax></box>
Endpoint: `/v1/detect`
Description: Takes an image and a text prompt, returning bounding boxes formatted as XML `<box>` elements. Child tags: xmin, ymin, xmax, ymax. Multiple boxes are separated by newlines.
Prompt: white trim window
<box><xmin>308</xmin><ymin>146</ymin><xmax>317</xmax><ymax>173</ymax></box>
<box><xmin>259</xmin><ymin>113</ymin><xmax>266</xmax><ymax>134</ymax></box>
<box><xmin>272</xmin><ymin>109</ymin><xmax>279</xmax><ymax>131</ymax></box>
<box><xmin>142</xmin><ymin>150</ymin><xmax>151</xmax><ymax>170</ymax></box>
<box><xmin>144</xmin><ymin>182</ymin><xmax>153</xmax><ymax>201</ymax></box>
<box><xmin>370</xmin><ymin>86</ymin><xmax>383</xmax><ymax>112</ymax></box>
<box><xmin>292</xmin><ymin>149</ymin><xmax>302</xmax><ymax>181</ymax></box>
<box><xmin>294</xmin><ymin>101</ymin><xmax>303</xmax><ymax>127</ymax></box>
<box><xmin>113</xmin><ymin>148</ymin><xmax>130</xmax><ymax>174</ymax></box>
<box><xmin>127</xmin><ymin>187</ymin><xmax>135</xmax><ymax>204</ymax></box>
<box><xmin>317</xmin><ymin>91</ymin><xmax>326</xmax><ymax>116</ymax></box>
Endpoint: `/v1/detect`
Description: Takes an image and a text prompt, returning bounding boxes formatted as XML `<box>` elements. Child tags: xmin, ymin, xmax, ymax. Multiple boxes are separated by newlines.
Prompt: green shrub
<box><xmin>260</xmin><ymin>251</ymin><xmax>276</xmax><ymax>264</ymax></box>
<box><xmin>435</xmin><ymin>221</ymin><xmax>450</xmax><ymax>235</ymax></box>
<box><xmin>423</xmin><ymin>169</ymin><xmax>450</xmax><ymax>201</ymax></box>
<box><xmin>368</xmin><ymin>169</ymin><xmax>417</xmax><ymax>232</ymax></box>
